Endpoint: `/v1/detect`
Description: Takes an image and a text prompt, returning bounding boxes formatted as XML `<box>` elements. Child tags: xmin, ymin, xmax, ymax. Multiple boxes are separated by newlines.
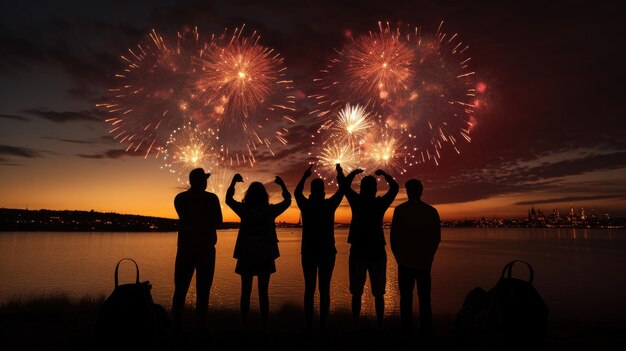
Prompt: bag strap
<box><xmin>114</xmin><ymin>258</ymin><xmax>140</xmax><ymax>287</ymax></box>
<box><xmin>500</xmin><ymin>260</ymin><xmax>534</xmax><ymax>284</ymax></box>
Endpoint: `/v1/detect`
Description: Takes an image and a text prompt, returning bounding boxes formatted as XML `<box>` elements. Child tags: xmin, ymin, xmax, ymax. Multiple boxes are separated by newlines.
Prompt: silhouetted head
<box><xmin>405</xmin><ymin>179</ymin><xmax>423</xmax><ymax>201</ymax></box>
<box><xmin>309</xmin><ymin>178</ymin><xmax>325</xmax><ymax>200</ymax></box>
<box><xmin>189</xmin><ymin>168</ymin><xmax>209</xmax><ymax>191</ymax></box>
<box><xmin>360</xmin><ymin>175</ymin><xmax>377</xmax><ymax>198</ymax></box>
<box><xmin>243</xmin><ymin>182</ymin><xmax>269</xmax><ymax>206</ymax></box>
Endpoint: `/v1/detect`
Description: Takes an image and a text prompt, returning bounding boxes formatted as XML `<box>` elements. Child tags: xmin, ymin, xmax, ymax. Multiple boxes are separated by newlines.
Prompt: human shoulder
<box><xmin>175</xmin><ymin>190</ymin><xmax>189</xmax><ymax>201</ymax></box>
<box><xmin>393</xmin><ymin>201</ymin><xmax>410</xmax><ymax>212</ymax></box>
<box><xmin>204</xmin><ymin>191</ymin><xmax>219</xmax><ymax>200</ymax></box>
<box><xmin>425</xmin><ymin>202</ymin><xmax>439</xmax><ymax>213</ymax></box>
<box><xmin>423</xmin><ymin>203</ymin><xmax>440</xmax><ymax>219</ymax></box>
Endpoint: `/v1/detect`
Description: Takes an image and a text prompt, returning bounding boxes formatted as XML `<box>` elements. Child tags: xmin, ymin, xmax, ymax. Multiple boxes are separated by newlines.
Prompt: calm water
<box><xmin>1</xmin><ymin>228</ymin><xmax>625</xmax><ymax>321</ymax></box>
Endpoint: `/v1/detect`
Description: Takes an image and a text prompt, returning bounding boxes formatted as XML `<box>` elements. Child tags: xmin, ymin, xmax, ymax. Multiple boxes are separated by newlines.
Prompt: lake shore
<box><xmin>1</xmin><ymin>293</ymin><xmax>624</xmax><ymax>350</ymax></box>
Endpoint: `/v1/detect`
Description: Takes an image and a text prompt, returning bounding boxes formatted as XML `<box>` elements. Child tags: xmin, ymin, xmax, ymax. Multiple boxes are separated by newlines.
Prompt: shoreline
<box><xmin>1</xmin><ymin>293</ymin><xmax>624</xmax><ymax>350</ymax></box>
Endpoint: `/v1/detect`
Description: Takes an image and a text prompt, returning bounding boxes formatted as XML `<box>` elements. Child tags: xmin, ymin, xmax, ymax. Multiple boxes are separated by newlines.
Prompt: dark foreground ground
<box><xmin>0</xmin><ymin>294</ymin><xmax>624</xmax><ymax>350</ymax></box>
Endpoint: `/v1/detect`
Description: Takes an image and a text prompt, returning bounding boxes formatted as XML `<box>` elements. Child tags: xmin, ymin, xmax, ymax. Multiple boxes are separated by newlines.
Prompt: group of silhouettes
<box><xmin>172</xmin><ymin>164</ymin><xmax>440</xmax><ymax>336</ymax></box>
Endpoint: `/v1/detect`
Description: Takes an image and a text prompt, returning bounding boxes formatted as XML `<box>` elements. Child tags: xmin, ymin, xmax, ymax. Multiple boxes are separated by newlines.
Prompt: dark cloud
<box><xmin>420</xmin><ymin>151</ymin><xmax>626</xmax><ymax>205</ymax></box>
<box><xmin>0</xmin><ymin>144</ymin><xmax>41</xmax><ymax>158</ymax></box>
<box><xmin>76</xmin><ymin>148</ymin><xmax>144</xmax><ymax>160</ymax></box>
<box><xmin>76</xmin><ymin>154</ymin><xmax>105</xmax><ymax>159</ymax></box>
<box><xmin>43</xmin><ymin>137</ymin><xmax>98</xmax><ymax>145</ymax></box>
<box><xmin>0</xmin><ymin>113</ymin><xmax>29</xmax><ymax>121</ymax></box>
<box><xmin>23</xmin><ymin>109</ymin><xmax>102</xmax><ymax>123</ymax></box>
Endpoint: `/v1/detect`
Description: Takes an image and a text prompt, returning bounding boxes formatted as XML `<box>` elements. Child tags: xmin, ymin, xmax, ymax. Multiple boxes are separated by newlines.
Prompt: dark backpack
<box><xmin>454</xmin><ymin>260</ymin><xmax>549</xmax><ymax>350</ymax></box>
<box><xmin>95</xmin><ymin>258</ymin><xmax>169</xmax><ymax>349</ymax></box>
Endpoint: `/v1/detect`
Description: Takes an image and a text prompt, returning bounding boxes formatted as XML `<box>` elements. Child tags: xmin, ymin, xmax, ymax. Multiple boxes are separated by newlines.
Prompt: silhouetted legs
<box><xmin>195</xmin><ymin>247</ymin><xmax>215</xmax><ymax>330</ymax></box>
<box><xmin>349</xmin><ymin>253</ymin><xmax>386</xmax><ymax>328</ymax></box>
<box><xmin>258</xmin><ymin>273</ymin><xmax>270</xmax><ymax>330</ymax></box>
<box><xmin>240</xmin><ymin>274</ymin><xmax>253</xmax><ymax>331</ymax></box>
<box><xmin>318</xmin><ymin>255</ymin><xmax>335</xmax><ymax>330</ymax></box>
<box><xmin>416</xmin><ymin>269</ymin><xmax>433</xmax><ymax>334</ymax></box>
<box><xmin>240</xmin><ymin>273</ymin><xmax>271</xmax><ymax>331</ymax></box>
<box><xmin>302</xmin><ymin>256</ymin><xmax>317</xmax><ymax>330</ymax></box>
<box><xmin>172</xmin><ymin>247</ymin><xmax>215</xmax><ymax>331</ymax></box>
<box><xmin>302</xmin><ymin>254</ymin><xmax>336</xmax><ymax>330</ymax></box>
<box><xmin>399</xmin><ymin>265</ymin><xmax>433</xmax><ymax>335</ymax></box>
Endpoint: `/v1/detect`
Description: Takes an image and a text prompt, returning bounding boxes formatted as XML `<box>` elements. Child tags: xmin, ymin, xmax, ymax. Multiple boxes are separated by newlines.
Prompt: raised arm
<box><xmin>271</xmin><ymin>176</ymin><xmax>292</xmax><ymax>216</ymax></box>
<box><xmin>375</xmin><ymin>169</ymin><xmax>399</xmax><ymax>208</ymax></box>
<box><xmin>225</xmin><ymin>174</ymin><xmax>244</xmax><ymax>216</ymax></box>
<box><xmin>328</xmin><ymin>164</ymin><xmax>344</xmax><ymax>208</ymax></box>
<box><xmin>294</xmin><ymin>165</ymin><xmax>312</xmax><ymax>209</ymax></box>
<box><xmin>338</xmin><ymin>164</ymin><xmax>363</xmax><ymax>204</ymax></box>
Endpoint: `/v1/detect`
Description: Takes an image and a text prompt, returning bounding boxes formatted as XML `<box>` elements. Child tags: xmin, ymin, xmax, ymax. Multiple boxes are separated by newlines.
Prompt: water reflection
<box><xmin>0</xmin><ymin>228</ymin><xmax>625</xmax><ymax>321</ymax></box>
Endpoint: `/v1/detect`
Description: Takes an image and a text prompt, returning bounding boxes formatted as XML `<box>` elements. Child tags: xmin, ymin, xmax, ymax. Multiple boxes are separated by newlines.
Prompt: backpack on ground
<box><xmin>95</xmin><ymin>258</ymin><xmax>169</xmax><ymax>348</ymax></box>
<box><xmin>454</xmin><ymin>260</ymin><xmax>549</xmax><ymax>349</ymax></box>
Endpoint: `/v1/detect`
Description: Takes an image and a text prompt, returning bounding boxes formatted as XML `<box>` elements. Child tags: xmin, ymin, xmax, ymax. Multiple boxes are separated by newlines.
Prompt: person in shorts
<box><xmin>338</xmin><ymin>166</ymin><xmax>399</xmax><ymax>328</ymax></box>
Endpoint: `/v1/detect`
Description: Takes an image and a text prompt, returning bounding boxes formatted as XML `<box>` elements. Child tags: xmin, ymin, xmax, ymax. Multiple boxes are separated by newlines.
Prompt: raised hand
<box><xmin>336</xmin><ymin>163</ymin><xmax>343</xmax><ymax>174</ymax></box>
<box><xmin>232</xmin><ymin>174</ymin><xmax>244</xmax><ymax>183</ymax></box>
<box><xmin>304</xmin><ymin>164</ymin><xmax>313</xmax><ymax>178</ymax></box>
<box><xmin>274</xmin><ymin>176</ymin><xmax>286</xmax><ymax>187</ymax></box>
<box><xmin>374</xmin><ymin>169</ymin><xmax>386</xmax><ymax>176</ymax></box>
<box><xmin>353</xmin><ymin>169</ymin><xmax>364</xmax><ymax>175</ymax></box>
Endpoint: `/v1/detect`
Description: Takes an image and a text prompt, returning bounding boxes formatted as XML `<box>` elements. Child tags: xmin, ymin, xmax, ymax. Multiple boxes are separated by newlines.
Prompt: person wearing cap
<box><xmin>390</xmin><ymin>179</ymin><xmax>441</xmax><ymax>336</ymax></box>
<box><xmin>172</xmin><ymin>168</ymin><xmax>223</xmax><ymax>332</ymax></box>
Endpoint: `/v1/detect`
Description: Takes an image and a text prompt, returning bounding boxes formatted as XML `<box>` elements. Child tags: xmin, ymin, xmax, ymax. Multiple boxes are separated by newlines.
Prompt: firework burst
<box><xmin>391</xmin><ymin>21</ymin><xmax>478</xmax><ymax>165</ymax></box>
<box><xmin>311</xmin><ymin>21</ymin><xmax>484</xmax><ymax>169</ymax></box>
<box><xmin>333</xmin><ymin>103</ymin><xmax>375</xmax><ymax>141</ymax></box>
<box><xmin>98</xmin><ymin>28</ymin><xmax>204</xmax><ymax>157</ymax></box>
<box><xmin>315</xmin><ymin>141</ymin><xmax>360</xmax><ymax>181</ymax></box>
<box><xmin>362</xmin><ymin>129</ymin><xmax>408</xmax><ymax>175</ymax></box>
<box><xmin>194</xmin><ymin>25</ymin><xmax>296</xmax><ymax>167</ymax></box>
<box><xmin>161</xmin><ymin>121</ymin><xmax>220</xmax><ymax>183</ymax></box>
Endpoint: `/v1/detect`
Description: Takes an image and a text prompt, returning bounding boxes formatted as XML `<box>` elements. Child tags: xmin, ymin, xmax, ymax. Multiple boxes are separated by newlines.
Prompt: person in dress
<box><xmin>225</xmin><ymin>173</ymin><xmax>291</xmax><ymax>330</ymax></box>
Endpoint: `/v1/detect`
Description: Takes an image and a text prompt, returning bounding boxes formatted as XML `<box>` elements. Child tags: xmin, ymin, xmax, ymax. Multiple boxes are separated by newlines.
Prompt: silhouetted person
<box><xmin>294</xmin><ymin>164</ymin><xmax>343</xmax><ymax>331</ymax></box>
<box><xmin>390</xmin><ymin>179</ymin><xmax>440</xmax><ymax>336</ymax></box>
<box><xmin>226</xmin><ymin>174</ymin><xmax>291</xmax><ymax>330</ymax></box>
<box><xmin>173</xmin><ymin>168</ymin><xmax>223</xmax><ymax>331</ymax></box>
<box><xmin>338</xmin><ymin>166</ymin><xmax>399</xmax><ymax>328</ymax></box>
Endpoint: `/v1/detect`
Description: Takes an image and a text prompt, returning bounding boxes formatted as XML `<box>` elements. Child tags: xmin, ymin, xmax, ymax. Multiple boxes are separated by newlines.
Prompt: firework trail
<box><xmin>98</xmin><ymin>28</ymin><xmax>204</xmax><ymax>157</ymax></box>
<box><xmin>311</xmin><ymin>21</ymin><xmax>484</xmax><ymax>168</ymax></box>
<box><xmin>194</xmin><ymin>25</ymin><xmax>296</xmax><ymax>167</ymax></box>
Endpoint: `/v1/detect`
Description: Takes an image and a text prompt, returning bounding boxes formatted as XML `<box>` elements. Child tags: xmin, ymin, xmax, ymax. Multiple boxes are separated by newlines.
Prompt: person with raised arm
<box><xmin>225</xmin><ymin>173</ymin><xmax>291</xmax><ymax>331</ymax></box>
<box><xmin>338</xmin><ymin>165</ymin><xmax>399</xmax><ymax>328</ymax></box>
<box><xmin>294</xmin><ymin>164</ymin><xmax>344</xmax><ymax>331</ymax></box>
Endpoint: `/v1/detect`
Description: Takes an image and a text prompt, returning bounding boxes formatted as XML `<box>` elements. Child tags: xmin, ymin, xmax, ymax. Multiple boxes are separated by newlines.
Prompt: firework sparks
<box><xmin>194</xmin><ymin>25</ymin><xmax>296</xmax><ymax>166</ymax></box>
<box><xmin>363</xmin><ymin>129</ymin><xmax>408</xmax><ymax>174</ymax></box>
<box><xmin>310</xmin><ymin>21</ymin><xmax>483</xmax><ymax>168</ymax></box>
<box><xmin>390</xmin><ymin>21</ymin><xmax>479</xmax><ymax>165</ymax></box>
<box><xmin>313</xmin><ymin>141</ymin><xmax>361</xmax><ymax>184</ymax></box>
<box><xmin>97</xmin><ymin>28</ymin><xmax>204</xmax><ymax>157</ymax></box>
<box><xmin>161</xmin><ymin>122</ymin><xmax>220</xmax><ymax>183</ymax></box>
<box><xmin>344</xmin><ymin>22</ymin><xmax>414</xmax><ymax>103</ymax></box>
<box><xmin>333</xmin><ymin>103</ymin><xmax>374</xmax><ymax>141</ymax></box>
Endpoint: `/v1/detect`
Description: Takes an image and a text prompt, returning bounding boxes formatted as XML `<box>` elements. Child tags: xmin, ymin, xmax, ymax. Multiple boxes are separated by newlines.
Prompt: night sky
<box><xmin>1</xmin><ymin>0</ymin><xmax>624</xmax><ymax>222</ymax></box>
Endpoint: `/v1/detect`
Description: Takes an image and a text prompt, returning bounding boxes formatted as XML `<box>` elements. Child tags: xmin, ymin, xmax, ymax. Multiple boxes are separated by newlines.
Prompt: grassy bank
<box><xmin>0</xmin><ymin>294</ymin><xmax>624</xmax><ymax>350</ymax></box>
